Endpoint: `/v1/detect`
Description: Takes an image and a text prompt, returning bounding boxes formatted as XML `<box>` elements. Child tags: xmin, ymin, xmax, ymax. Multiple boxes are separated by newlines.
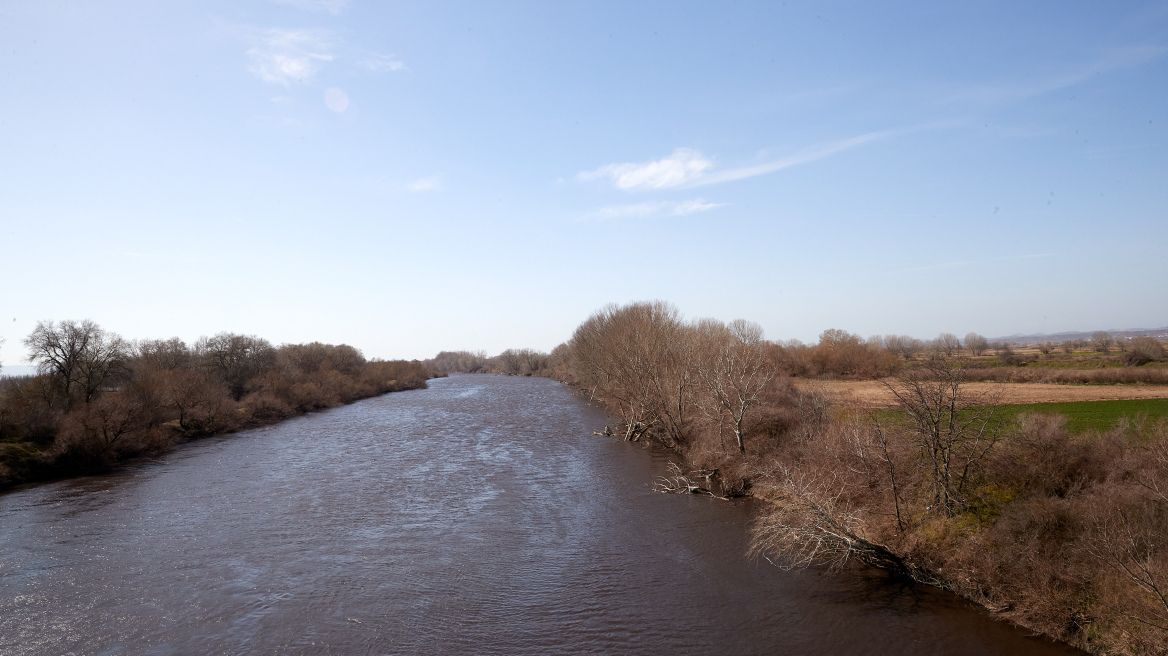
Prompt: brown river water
<box><xmin>0</xmin><ymin>375</ymin><xmax>1083</xmax><ymax>655</ymax></box>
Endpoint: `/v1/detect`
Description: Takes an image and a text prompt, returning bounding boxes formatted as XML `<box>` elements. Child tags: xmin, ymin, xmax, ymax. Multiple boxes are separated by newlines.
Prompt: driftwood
<box><xmin>653</xmin><ymin>462</ymin><xmax>728</xmax><ymax>499</ymax></box>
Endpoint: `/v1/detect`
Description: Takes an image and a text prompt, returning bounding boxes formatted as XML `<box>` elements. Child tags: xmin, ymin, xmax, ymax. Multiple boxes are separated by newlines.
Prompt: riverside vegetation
<box><xmin>5</xmin><ymin>311</ymin><xmax>1167</xmax><ymax>653</ymax></box>
<box><xmin>432</xmin><ymin>302</ymin><xmax>1168</xmax><ymax>655</ymax></box>
<box><xmin>0</xmin><ymin>320</ymin><xmax>429</xmax><ymax>489</ymax></box>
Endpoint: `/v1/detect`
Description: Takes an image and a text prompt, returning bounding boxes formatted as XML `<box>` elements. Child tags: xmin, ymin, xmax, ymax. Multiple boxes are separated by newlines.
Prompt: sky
<box><xmin>1</xmin><ymin>1</ymin><xmax>1166</xmax><ymax>364</ymax></box>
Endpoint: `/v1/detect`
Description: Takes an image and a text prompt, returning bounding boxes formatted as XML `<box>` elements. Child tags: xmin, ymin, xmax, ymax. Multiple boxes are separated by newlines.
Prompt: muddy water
<box><xmin>0</xmin><ymin>375</ymin><xmax>1080</xmax><ymax>655</ymax></box>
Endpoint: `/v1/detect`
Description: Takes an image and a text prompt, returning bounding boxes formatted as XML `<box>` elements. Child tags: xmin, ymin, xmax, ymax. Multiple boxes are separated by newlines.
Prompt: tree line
<box><xmin>0</xmin><ymin>319</ymin><xmax>429</xmax><ymax>488</ymax></box>
<box><xmin>548</xmin><ymin>301</ymin><xmax>1168</xmax><ymax>655</ymax></box>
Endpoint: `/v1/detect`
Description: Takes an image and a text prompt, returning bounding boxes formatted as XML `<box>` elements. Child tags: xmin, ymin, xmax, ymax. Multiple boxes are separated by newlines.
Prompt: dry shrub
<box><xmin>362</xmin><ymin>359</ymin><xmax>430</xmax><ymax>393</ymax></box>
<box><xmin>960</xmin><ymin>366</ymin><xmax>1168</xmax><ymax>385</ymax></box>
<box><xmin>1083</xmin><ymin>487</ymin><xmax>1168</xmax><ymax>653</ymax></box>
<box><xmin>954</xmin><ymin>495</ymin><xmax>1096</xmax><ymax>643</ymax></box>
<box><xmin>807</xmin><ymin>329</ymin><xmax>901</xmax><ymax>379</ymax></box>
<box><xmin>241</xmin><ymin>391</ymin><xmax>293</xmax><ymax>423</ymax></box>
<box><xmin>51</xmin><ymin>394</ymin><xmax>168</xmax><ymax>471</ymax></box>
<box><xmin>157</xmin><ymin>369</ymin><xmax>234</xmax><ymax>435</ymax></box>
<box><xmin>1124</xmin><ymin>337</ymin><xmax>1167</xmax><ymax>368</ymax></box>
<box><xmin>988</xmin><ymin>413</ymin><xmax>1120</xmax><ymax>498</ymax></box>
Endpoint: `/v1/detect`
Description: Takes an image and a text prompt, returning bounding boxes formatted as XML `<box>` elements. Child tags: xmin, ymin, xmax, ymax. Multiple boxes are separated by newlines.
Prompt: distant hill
<box><xmin>988</xmin><ymin>327</ymin><xmax>1168</xmax><ymax>345</ymax></box>
<box><xmin>0</xmin><ymin>364</ymin><xmax>36</xmax><ymax>378</ymax></box>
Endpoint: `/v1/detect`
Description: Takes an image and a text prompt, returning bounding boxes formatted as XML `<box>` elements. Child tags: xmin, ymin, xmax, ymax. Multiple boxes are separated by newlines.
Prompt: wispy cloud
<box><xmin>360</xmin><ymin>53</ymin><xmax>408</xmax><ymax>73</ymax></box>
<box><xmin>578</xmin><ymin>148</ymin><xmax>713</xmax><ymax>191</ymax></box>
<box><xmin>698</xmin><ymin>130</ymin><xmax>898</xmax><ymax>186</ymax></box>
<box><xmin>406</xmin><ymin>177</ymin><xmax>441</xmax><ymax>192</ymax></box>
<box><xmin>942</xmin><ymin>45</ymin><xmax>1166</xmax><ymax>105</ymax></box>
<box><xmin>578</xmin><ymin>128</ymin><xmax>919</xmax><ymax>191</ymax></box>
<box><xmin>269</xmin><ymin>0</ymin><xmax>348</xmax><ymax>14</ymax></box>
<box><xmin>581</xmin><ymin>198</ymin><xmax>724</xmax><ymax>221</ymax></box>
<box><xmin>247</xmin><ymin>28</ymin><xmax>333</xmax><ymax>85</ymax></box>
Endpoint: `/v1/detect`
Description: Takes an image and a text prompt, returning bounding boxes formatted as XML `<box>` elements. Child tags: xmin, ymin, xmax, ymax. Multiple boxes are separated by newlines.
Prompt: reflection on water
<box><xmin>0</xmin><ymin>375</ymin><xmax>1081</xmax><ymax>655</ymax></box>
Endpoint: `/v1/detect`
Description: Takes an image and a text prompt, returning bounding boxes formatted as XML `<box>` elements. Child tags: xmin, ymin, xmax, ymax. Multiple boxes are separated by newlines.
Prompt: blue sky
<box><xmin>1</xmin><ymin>1</ymin><xmax>1166</xmax><ymax>363</ymax></box>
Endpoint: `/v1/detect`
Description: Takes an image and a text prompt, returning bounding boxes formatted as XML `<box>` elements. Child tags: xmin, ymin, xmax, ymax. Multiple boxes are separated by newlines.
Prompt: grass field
<box><xmin>994</xmin><ymin>398</ymin><xmax>1168</xmax><ymax>434</ymax></box>
<box><xmin>793</xmin><ymin>379</ymin><xmax>1168</xmax><ymax>408</ymax></box>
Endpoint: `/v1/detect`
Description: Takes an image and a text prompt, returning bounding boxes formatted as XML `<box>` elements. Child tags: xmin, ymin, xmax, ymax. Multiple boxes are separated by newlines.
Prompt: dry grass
<box><xmin>794</xmin><ymin>379</ymin><xmax>1168</xmax><ymax>408</ymax></box>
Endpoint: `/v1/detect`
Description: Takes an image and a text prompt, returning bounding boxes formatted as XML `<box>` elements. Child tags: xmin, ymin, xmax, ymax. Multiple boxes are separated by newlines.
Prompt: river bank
<box><xmin>552</xmin><ymin>301</ymin><xmax>1168</xmax><ymax>654</ymax></box>
<box><xmin>0</xmin><ymin>375</ymin><xmax>1083</xmax><ymax>655</ymax></box>
<box><xmin>0</xmin><ymin>326</ymin><xmax>431</xmax><ymax>492</ymax></box>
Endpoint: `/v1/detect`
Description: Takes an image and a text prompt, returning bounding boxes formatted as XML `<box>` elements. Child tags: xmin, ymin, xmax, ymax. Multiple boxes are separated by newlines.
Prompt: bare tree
<box><xmin>133</xmin><ymin>337</ymin><xmax>192</xmax><ymax>372</ymax></box>
<box><xmin>52</xmin><ymin>392</ymin><xmax>147</xmax><ymax>465</ymax></box>
<box><xmin>196</xmin><ymin>333</ymin><xmax>276</xmax><ymax>401</ymax></box>
<box><xmin>1093</xmin><ymin>331</ymin><xmax>1115</xmax><ymax>354</ymax></box>
<box><xmin>693</xmin><ymin>318</ymin><xmax>775</xmax><ymax>453</ymax></box>
<box><xmin>1125</xmin><ymin>337</ymin><xmax>1167</xmax><ymax>367</ymax></box>
<box><xmin>1088</xmin><ymin>501</ymin><xmax>1168</xmax><ymax>632</ymax></box>
<box><xmin>567</xmin><ymin>301</ymin><xmax>695</xmax><ymax>445</ymax></box>
<box><xmin>749</xmin><ymin>465</ymin><xmax>915</xmax><ymax>575</ymax></box>
<box><xmin>24</xmin><ymin>319</ymin><xmax>129</xmax><ymax>407</ymax></box>
<box><xmin>933</xmin><ymin>332</ymin><xmax>961</xmax><ymax>357</ymax></box>
<box><xmin>882</xmin><ymin>359</ymin><xmax>1001</xmax><ymax>517</ymax></box>
<box><xmin>963</xmin><ymin>333</ymin><xmax>988</xmax><ymax>356</ymax></box>
<box><xmin>884</xmin><ymin>334</ymin><xmax>924</xmax><ymax>361</ymax></box>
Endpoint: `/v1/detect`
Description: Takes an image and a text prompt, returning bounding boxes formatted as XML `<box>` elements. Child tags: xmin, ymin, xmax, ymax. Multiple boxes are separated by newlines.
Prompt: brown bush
<box><xmin>240</xmin><ymin>391</ymin><xmax>294</xmax><ymax>423</ymax></box>
<box><xmin>51</xmin><ymin>394</ymin><xmax>169</xmax><ymax>471</ymax></box>
<box><xmin>1124</xmin><ymin>337</ymin><xmax>1166</xmax><ymax>367</ymax></box>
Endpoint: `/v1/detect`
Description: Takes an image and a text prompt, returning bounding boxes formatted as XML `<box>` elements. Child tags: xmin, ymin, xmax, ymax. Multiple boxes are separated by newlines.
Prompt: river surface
<box><xmin>0</xmin><ymin>375</ymin><xmax>1081</xmax><ymax>655</ymax></box>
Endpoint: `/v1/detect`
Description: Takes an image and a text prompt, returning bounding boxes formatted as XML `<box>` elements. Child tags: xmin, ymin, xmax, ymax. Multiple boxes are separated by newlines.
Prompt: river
<box><xmin>0</xmin><ymin>375</ymin><xmax>1081</xmax><ymax>655</ymax></box>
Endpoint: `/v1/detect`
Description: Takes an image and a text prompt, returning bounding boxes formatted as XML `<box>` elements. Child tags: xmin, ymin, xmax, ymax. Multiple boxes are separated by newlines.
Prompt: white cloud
<box><xmin>247</xmin><ymin>28</ymin><xmax>333</xmax><ymax>85</ymax></box>
<box><xmin>269</xmin><ymin>0</ymin><xmax>348</xmax><ymax>14</ymax></box>
<box><xmin>578</xmin><ymin>126</ymin><xmax>938</xmax><ymax>191</ymax></box>
<box><xmin>406</xmin><ymin>177</ymin><xmax>441</xmax><ymax>192</ymax></box>
<box><xmin>360</xmin><ymin>53</ymin><xmax>408</xmax><ymax>73</ymax></box>
<box><xmin>324</xmin><ymin>87</ymin><xmax>349</xmax><ymax>112</ymax></box>
<box><xmin>698</xmin><ymin>130</ymin><xmax>897</xmax><ymax>185</ymax></box>
<box><xmin>942</xmin><ymin>45</ymin><xmax>1167</xmax><ymax>106</ymax></box>
<box><xmin>578</xmin><ymin>148</ymin><xmax>713</xmax><ymax>191</ymax></box>
<box><xmin>582</xmin><ymin>198</ymin><xmax>724</xmax><ymax>221</ymax></box>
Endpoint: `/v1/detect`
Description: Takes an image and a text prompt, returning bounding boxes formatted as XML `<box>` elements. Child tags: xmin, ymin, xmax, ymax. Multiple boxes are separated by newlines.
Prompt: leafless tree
<box><xmin>1093</xmin><ymin>331</ymin><xmax>1115</xmax><ymax>354</ymax></box>
<box><xmin>567</xmin><ymin>301</ymin><xmax>695</xmax><ymax>445</ymax></box>
<box><xmin>1125</xmin><ymin>337</ymin><xmax>1167</xmax><ymax>367</ymax></box>
<box><xmin>884</xmin><ymin>334</ymin><xmax>924</xmax><ymax>361</ymax></box>
<box><xmin>279</xmin><ymin>342</ymin><xmax>366</xmax><ymax>375</ymax></box>
<box><xmin>133</xmin><ymin>337</ymin><xmax>192</xmax><ymax>372</ymax></box>
<box><xmin>196</xmin><ymin>333</ymin><xmax>276</xmax><ymax>400</ymax></box>
<box><xmin>882</xmin><ymin>359</ymin><xmax>1001</xmax><ymax>517</ymax></box>
<box><xmin>964</xmin><ymin>333</ymin><xmax>989</xmax><ymax>356</ymax></box>
<box><xmin>933</xmin><ymin>332</ymin><xmax>961</xmax><ymax>357</ymax></box>
<box><xmin>693</xmin><ymin>318</ymin><xmax>775</xmax><ymax>453</ymax></box>
<box><xmin>750</xmin><ymin>465</ymin><xmax>914</xmax><ymax>576</ymax></box>
<box><xmin>427</xmin><ymin>350</ymin><xmax>489</xmax><ymax>374</ymax></box>
<box><xmin>53</xmin><ymin>393</ymin><xmax>146</xmax><ymax>464</ymax></box>
<box><xmin>24</xmin><ymin>319</ymin><xmax>129</xmax><ymax>407</ymax></box>
<box><xmin>1088</xmin><ymin>501</ymin><xmax>1168</xmax><ymax>633</ymax></box>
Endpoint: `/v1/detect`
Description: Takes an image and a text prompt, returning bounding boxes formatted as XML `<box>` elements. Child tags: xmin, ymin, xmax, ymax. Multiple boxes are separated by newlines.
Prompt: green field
<box><xmin>996</xmin><ymin>398</ymin><xmax>1168</xmax><ymax>434</ymax></box>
